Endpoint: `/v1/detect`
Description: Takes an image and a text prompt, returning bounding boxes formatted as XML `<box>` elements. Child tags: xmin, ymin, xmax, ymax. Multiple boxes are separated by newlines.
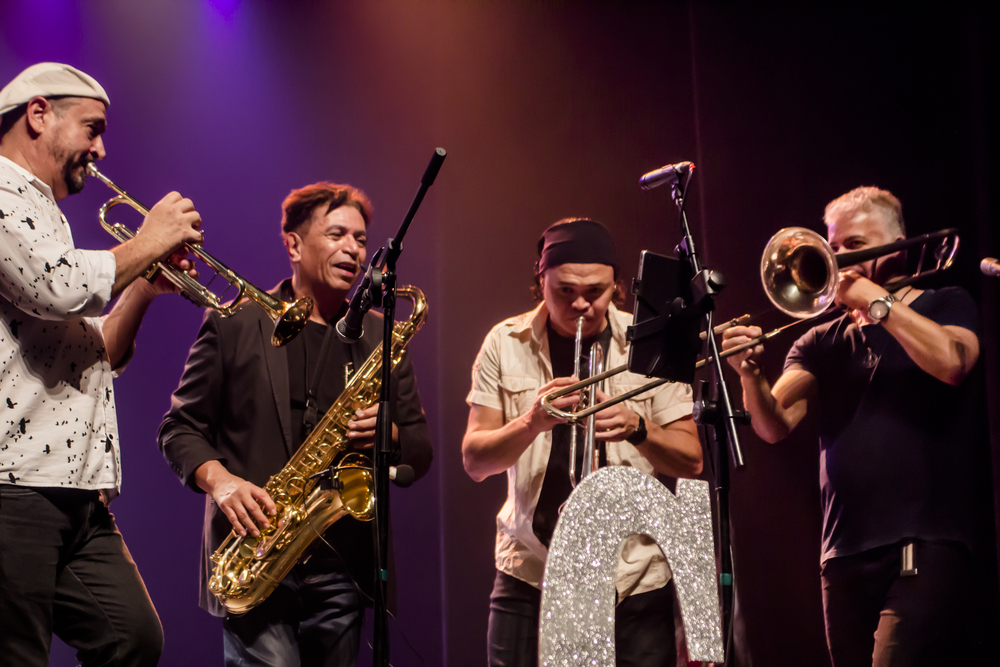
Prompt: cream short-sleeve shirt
<box><xmin>468</xmin><ymin>302</ymin><xmax>694</xmax><ymax>598</ymax></box>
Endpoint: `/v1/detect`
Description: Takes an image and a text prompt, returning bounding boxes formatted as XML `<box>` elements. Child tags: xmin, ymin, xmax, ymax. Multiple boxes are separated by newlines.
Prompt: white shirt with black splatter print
<box><xmin>0</xmin><ymin>156</ymin><xmax>121</xmax><ymax>491</ymax></box>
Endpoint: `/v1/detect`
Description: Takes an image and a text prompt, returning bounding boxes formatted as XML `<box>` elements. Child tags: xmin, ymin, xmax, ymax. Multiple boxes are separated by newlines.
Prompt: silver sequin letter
<box><xmin>539</xmin><ymin>466</ymin><xmax>724</xmax><ymax>664</ymax></box>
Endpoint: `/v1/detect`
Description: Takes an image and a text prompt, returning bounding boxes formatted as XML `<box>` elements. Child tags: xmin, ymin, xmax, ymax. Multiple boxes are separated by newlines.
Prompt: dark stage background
<box><xmin>2</xmin><ymin>1</ymin><xmax>998</xmax><ymax>665</ymax></box>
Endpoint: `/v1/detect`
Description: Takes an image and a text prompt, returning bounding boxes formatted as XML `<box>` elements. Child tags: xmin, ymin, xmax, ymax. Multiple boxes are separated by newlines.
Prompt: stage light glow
<box><xmin>204</xmin><ymin>0</ymin><xmax>242</xmax><ymax>20</ymax></box>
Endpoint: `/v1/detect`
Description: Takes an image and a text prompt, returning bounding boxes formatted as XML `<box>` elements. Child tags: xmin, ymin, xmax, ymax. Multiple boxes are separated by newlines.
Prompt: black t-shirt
<box><xmin>532</xmin><ymin>318</ymin><xmax>612</xmax><ymax>548</ymax></box>
<box><xmin>287</xmin><ymin>320</ymin><xmax>352</xmax><ymax>449</ymax></box>
<box><xmin>285</xmin><ymin>310</ymin><xmax>374</xmax><ymax>596</ymax></box>
<box><xmin>784</xmin><ymin>287</ymin><xmax>980</xmax><ymax>561</ymax></box>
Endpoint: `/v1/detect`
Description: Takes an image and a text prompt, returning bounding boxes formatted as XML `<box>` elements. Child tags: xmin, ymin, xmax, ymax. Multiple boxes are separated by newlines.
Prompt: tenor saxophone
<box><xmin>208</xmin><ymin>286</ymin><xmax>428</xmax><ymax>614</ymax></box>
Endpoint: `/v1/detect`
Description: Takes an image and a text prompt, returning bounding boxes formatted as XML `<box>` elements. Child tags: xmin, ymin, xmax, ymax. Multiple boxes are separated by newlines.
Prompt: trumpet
<box><xmin>566</xmin><ymin>316</ymin><xmax>605</xmax><ymax>486</ymax></box>
<box><xmin>87</xmin><ymin>164</ymin><xmax>313</xmax><ymax>347</ymax></box>
<box><xmin>542</xmin><ymin>226</ymin><xmax>960</xmax><ymax>423</ymax></box>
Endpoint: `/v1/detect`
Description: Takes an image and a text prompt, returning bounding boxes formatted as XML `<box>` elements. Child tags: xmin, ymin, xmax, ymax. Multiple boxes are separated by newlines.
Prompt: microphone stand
<box><xmin>369</xmin><ymin>148</ymin><xmax>446</xmax><ymax>667</ymax></box>
<box><xmin>666</xmin><ymin>170</ymin><xmax>746</xmax><ymax>665</ymax></box>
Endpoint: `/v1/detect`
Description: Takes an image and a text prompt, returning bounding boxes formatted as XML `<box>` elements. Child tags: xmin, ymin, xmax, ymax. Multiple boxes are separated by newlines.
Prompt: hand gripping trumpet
<box><xmin>542</xmin><ymin>226</ymin><xmax>960</xmax><ymax>422</ymax></box>
<box><xmin>87</xmin><ymin>164</ymin><xmax>313</xmax><ymax>346</ymax></box>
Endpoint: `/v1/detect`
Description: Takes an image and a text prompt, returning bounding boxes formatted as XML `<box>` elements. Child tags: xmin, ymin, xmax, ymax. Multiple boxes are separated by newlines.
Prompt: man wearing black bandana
<box><xmin>463</xmin><ymin>218</ymin><xmax>704</xmax><ymax>666</ymax></box>
<box><xmin>722</xmin><ymin>187</ymin><xmax>981</xmax><ymax>666</ymax></box>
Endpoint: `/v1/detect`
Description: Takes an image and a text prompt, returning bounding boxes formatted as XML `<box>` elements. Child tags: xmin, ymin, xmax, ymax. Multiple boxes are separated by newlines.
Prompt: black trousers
<box><xmin>222</xmin><ymin>558</ymin><xmax>365</xmax><ymax>667</ymax></box>
<box><xmin>487</xmin><ymin>570</ymin><xmax>677</xmax><ymax>667</ymax></box>
<box><xmin>0</xmin><ymin>485</ymin><xmax>163</xmax><ymax>667</ymax></box>
<box><xmin>821</xmin><ymin>539</ymin><xmax>971</xmax><ymax>667</ymax></box>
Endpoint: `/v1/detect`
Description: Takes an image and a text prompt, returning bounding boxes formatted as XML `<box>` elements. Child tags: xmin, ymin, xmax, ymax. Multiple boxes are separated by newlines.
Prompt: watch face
<box><xmin>869</xmin><ymin>299</ymin><xmax>890</xmax><ymax>320</ymax></box>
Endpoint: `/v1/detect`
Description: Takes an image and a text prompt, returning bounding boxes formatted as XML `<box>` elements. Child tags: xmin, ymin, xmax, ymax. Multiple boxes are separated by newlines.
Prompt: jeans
<box><xmin>222</xmin><ymin>557</ymin><xmax>365</xmax><ymax>667</ymax></box>
<box><xmin>486</xmin><ymin>570</ymin><xmax>677</xmax><ymax>667</ymax></box>
<box><xmin>821</xmin><ymin>539</ymin><xmax>971</xmax><ymax>667</ymax></box>
<box><xmin>0</xmin><ymin>485</ymin><xmax>163</xmax><ymax>667</ymax></box>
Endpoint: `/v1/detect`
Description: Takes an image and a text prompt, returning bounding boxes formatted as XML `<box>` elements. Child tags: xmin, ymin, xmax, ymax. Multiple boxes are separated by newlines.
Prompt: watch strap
<box><xmin>626</xmin><ymin>415</ymin><xmax>647</xmax><ymax>445</ymax></box>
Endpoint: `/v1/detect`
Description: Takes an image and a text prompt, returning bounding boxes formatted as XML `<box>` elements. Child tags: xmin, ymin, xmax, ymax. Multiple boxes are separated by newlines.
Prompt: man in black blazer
<box><xmin>158</xmin><ymin>182</ymin><xmax>433</xmax><ymax>666</ymax></box>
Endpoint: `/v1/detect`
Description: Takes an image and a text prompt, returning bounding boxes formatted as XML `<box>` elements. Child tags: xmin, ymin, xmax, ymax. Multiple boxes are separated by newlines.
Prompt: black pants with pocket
<box><xmin>0</xmin><ymin>485</ymin><xmax>163</xmax><ymax>667</ymax></box>
<box><xmin>821</xmin><ymin>539</ymin><xmax>971</xmax><ymax>667</ymax></box>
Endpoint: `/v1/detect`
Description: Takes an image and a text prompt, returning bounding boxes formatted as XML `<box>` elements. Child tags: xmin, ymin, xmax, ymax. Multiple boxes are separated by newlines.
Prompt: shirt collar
<box><xmin>0</xmin><ymin>155</ymin><xmax>56</xmax><ymax>202</ymax></box>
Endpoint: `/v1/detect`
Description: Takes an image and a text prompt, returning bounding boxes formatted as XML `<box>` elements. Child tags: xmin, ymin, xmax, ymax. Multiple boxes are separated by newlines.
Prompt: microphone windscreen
<box><xmin>390</xmin><ymin>464</ymin><xmax>415</xmax><ymax>488</ymax></box>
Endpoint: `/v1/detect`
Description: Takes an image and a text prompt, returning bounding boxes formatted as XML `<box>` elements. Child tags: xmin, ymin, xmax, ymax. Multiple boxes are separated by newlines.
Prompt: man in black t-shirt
<box><xmin>159</xmin><ymin>183</ymin><xmax>432</xmax><ymax>667</ymax></box>
<box><xmin>722</xmin><ymin>187</ymin><xmax>980</xmax><ymax>666</ymax></box>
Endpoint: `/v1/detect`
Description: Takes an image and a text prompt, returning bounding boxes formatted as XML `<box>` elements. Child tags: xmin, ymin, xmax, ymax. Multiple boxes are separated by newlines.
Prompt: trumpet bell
<box><xmin>761</xmin><ymin>227</ymin><xmax>838</xmax><ymax>318</ymax></box>
<box><xmin>271</xmin><ymin>297</ymin><xmax>314</xmax><ymax>347</ymax></box>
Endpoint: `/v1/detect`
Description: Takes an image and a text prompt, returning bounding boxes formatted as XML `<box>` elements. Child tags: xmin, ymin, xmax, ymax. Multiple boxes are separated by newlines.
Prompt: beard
<box><xmin>62</xmin><ymin>153</ymin><xmax>90</xmax><ymax>195</ymax></box>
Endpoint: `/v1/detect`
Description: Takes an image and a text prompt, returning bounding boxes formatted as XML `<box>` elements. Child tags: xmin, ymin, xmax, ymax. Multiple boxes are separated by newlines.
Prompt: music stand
<box><xmin>627</xmin><ymin>250</ymin><xmax>702</xmax><ymax>384</ymax></box>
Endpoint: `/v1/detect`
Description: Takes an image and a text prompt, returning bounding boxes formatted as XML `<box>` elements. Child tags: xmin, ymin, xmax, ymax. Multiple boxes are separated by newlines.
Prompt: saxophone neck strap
<box><xmin>303</xmin><ymin>323</ymin><xmax>338</xmax><ymax>436</ymax></box>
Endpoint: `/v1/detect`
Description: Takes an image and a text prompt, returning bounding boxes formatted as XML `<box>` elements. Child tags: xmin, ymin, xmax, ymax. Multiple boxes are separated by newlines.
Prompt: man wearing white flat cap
<box><xmin>0</xmin><ymin>62</ymin><xmax>203</xmax><ymax>666</ymax></box>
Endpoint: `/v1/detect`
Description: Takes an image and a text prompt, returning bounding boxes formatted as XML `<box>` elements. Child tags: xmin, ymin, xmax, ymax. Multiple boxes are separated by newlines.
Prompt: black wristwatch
<box><xmin>868</xmin><ymin>293</ymin><xmax>898</xmax><ymax>323</ymax></box>
<box><xmin>626</xmin><ymin>416</ymin><xmax>647</xmax><ymax>445</ymax></box>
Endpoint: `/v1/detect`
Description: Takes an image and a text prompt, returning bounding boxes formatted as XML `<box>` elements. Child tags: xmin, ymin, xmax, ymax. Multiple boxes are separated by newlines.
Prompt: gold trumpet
<box><xmin>542</xmin><ymin>226</ymin><xmax>960</xmax><ymax>423</ymax></box>
<box><xmin>87</xmin><ymin>164</ymin><xmax>313</xmax><ymax>346</ymax></box>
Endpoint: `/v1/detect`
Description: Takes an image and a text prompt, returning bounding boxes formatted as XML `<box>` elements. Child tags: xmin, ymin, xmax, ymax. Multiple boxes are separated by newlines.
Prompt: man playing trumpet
<box><xmin>0</xmin><ymin>62</ymin><xmax>203</xmax><ymax>666</ymax></box>
<box><xmin>463</xmin><ymin>218</ymin><xmax>703</xmax><ymax>666</ymax></box>
<box><xmin>722</xmin><ymin>187</ymin><xmax>980</xmax><ymax>666</ymax></box>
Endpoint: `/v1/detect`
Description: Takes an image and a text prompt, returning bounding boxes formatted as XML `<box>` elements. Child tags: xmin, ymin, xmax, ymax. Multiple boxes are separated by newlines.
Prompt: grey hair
<box><xmin>824</xmin><ymin>186</ymin><xmax>906</xmax><ymax>237</ymax></box>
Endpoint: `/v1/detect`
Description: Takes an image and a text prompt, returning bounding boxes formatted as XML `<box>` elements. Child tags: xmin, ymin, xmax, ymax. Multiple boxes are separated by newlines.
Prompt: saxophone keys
<box><xmin>238</xmin><ymin>536</ymin><xmax>258</xmax><ymax>559</ymax></box>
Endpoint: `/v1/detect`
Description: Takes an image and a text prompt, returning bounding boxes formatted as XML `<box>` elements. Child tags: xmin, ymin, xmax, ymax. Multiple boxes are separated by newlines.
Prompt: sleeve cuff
<box><xmin>162</xmin><ymin>434</ymin><xmax>226</xmax><ymax>492</ymax></box>
<box><xmin>650</xmin><ymin>401</ymin><xmax>694</xmax><ymax>427</ymax></box>
<box><xmin>467</xmin><ymin>389</ymin><xmax>502</xmax><ymax>410</ymax></box>
<box><xmin>92</xmin><ymin>249</ymin><xmax>117</xmax><ymax>303</ymax></box>
<box><xmin>68</xmin><ymin>249</ymin><xmax>116</xmax><ymax>316</ymax></box>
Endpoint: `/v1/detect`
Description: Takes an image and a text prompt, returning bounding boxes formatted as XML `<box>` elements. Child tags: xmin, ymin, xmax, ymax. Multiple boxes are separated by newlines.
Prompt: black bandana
<box><xmin>537</xmin><ymin>218</ymin><xmax>617</xmax><ymax>274</ymax></box>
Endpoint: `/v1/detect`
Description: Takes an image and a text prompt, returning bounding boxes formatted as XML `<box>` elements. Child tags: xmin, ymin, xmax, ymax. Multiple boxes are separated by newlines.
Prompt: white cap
<box><xmin>0</xmin><ymin>62</ymin><xmax>109</xmax><ymax>116</ymax></box>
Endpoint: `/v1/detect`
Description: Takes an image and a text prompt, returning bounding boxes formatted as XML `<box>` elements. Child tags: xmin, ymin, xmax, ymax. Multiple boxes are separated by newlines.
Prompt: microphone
<box><xmin>981</xmin><ymin>258</ymin><xmax>1000</xmax><ymax>278</ymax></box>
<box><xmin>639</xmin><ymin>161</ymin><xmax>694</xmax><ymax>191</ymax></box>
<box><xmin>389</xmin><ymin>464</ymin><xmax>415</xmax><ymax>488</ymax></box>
<box><xmin>335</xmin><ymin>266</ymin><xmax>376</xmax><ymax>344</ymax></box>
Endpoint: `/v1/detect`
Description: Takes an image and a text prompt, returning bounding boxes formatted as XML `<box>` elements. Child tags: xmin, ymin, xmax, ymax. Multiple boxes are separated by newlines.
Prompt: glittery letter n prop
<box><xmin>539</xmin><ymin>466</ymin><xmax>723</xmax><ymax>664</ymax></box>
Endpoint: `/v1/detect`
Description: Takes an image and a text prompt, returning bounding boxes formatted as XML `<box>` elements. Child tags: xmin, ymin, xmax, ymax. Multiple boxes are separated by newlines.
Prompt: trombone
<box><xmin>87</xmin><ymin>164</ymin><xmax>313</xmax><ymax>347</ymax></box>
<box><xmin>542</xmin><ymin>226</ymin><xmax>960</xmax><ymax>423</ymax></box>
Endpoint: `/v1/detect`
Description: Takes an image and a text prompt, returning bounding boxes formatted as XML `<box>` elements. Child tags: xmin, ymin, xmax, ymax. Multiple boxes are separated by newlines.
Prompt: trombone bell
<box><xmin>760</xmin><ymin>228</ymin><xmax>838</xmax><ymax>318</ymax></box>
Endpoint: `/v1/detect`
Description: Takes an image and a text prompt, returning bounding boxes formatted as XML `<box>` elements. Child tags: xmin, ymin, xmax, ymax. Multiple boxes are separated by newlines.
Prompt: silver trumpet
<box><xmin>87</xmin><ymin>164</ymin><xmax>313</xmax><ymax>347</ymax></box>
<box><xmin>567</xmin><ymin>316</ymin><xmax>607</xmax><ymax>487</ymax></box>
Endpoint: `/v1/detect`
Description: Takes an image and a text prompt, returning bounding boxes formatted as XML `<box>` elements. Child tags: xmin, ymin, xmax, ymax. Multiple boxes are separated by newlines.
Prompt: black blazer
<box><xmin>158</xmin><ymin>280</ymin><xmax>433</xmax><ymax>615</ymax></box>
